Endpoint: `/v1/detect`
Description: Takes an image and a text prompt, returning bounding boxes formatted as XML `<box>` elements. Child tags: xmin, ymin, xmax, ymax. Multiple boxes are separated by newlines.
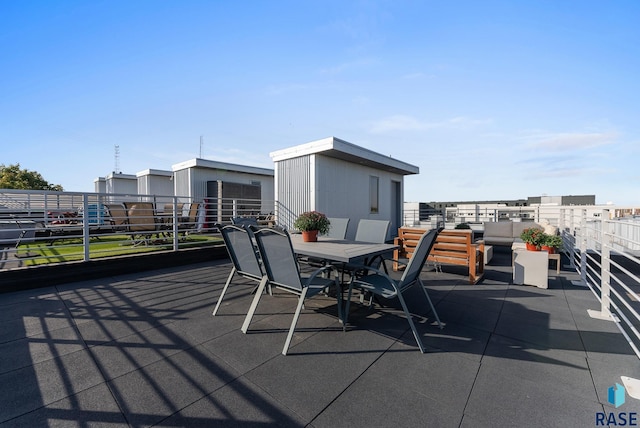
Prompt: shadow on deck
<box><xmin>0</xmin><ymin>249</ymin><xmax>638</xmax><ymax>427</ymax></box>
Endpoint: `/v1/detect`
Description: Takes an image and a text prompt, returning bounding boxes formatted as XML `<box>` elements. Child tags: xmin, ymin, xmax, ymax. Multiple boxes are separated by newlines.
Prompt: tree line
<box><xmin>0</xmin><ymin>164</ymin><xmax>64</xmax><ymax>191</ymax></box>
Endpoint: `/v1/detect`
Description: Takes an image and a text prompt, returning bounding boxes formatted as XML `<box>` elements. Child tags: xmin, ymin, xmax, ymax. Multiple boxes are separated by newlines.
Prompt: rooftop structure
<box><xmin>271</xmin><ymin>137</ymin><xmax>418</xmax><ymax>238</ymax></box>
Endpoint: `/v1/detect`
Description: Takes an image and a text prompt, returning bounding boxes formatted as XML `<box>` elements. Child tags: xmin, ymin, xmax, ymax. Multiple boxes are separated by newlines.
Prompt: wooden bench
<box><xmin>393</xmin><ymin>228</ymin><xmax>484</xmax><ymax>284</ymax></box>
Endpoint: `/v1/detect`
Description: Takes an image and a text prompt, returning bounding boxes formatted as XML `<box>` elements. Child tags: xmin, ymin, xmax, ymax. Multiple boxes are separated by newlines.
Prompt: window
<box><xmin>369</xmin><ymin>176</ymin><xmax>379</xmax><ymax>213</ymax></box>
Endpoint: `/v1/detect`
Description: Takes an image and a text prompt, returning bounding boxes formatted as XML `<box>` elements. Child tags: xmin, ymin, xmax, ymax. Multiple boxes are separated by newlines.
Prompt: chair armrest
<box><xmin>350</xmin><ymin>266</ymin><xmax>401</xmax><ymax>296</ymax></box>
<box><xmin>305</xmin><ymin>264</ymin><xmax>340</xmax><ymax>285</ymax></box>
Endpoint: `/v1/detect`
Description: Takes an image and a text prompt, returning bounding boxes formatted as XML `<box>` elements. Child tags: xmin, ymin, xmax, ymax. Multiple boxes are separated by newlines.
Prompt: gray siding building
<box><xmin>171</xmin><ymin>158</ymin><xmax>275</xmax><ymax>222</ymax></box>
<box><xmin>270</xmin><ymin>137</ymin><xmax>419</xmax><ymax>240</ymax></box>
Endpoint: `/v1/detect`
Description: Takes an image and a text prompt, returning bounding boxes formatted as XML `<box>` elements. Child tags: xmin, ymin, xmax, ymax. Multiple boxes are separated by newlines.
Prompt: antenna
<box><xmin>199</xmin><ymin>135</ymin><xmax>203</xmax><ymax>158</ymax></box>
<box><xmin>114</xmin><ymin>145</ymin><xmax>121</xmax><ymax>173</ymax></box>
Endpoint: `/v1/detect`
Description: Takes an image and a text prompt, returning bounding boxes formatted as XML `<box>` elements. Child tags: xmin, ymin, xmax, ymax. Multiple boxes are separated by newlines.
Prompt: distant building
<box><xmin>529</xmin><ymin>195</ymin><xmax>596</xmax><ymax>206</ymax></box>
<box><xmin>93</xmin><ymin>177</ymin><xmax>106</xmax><ymax>194</ymax></box>
<box><xmin>404</xmin><ymin>194</ymin><xmax>598</xmax><ymax>226</ymax></box>
<box><xmin>136</xmin><ymin>169</ymin><xmax>173</xmax><ymax>199</ymax></box>
<box><xmin>102</xmin><ymin>172</ymin><xmax>137</xmax><ymax>195</ymax></box>
<box><xmin>171</xmin><ymin>158</ymin><xmax>275</xmax><ymax>222</ymax></box>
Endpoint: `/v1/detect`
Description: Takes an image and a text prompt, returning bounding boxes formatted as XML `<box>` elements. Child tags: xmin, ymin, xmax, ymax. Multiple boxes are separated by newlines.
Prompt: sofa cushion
<box><xmin>512</xmin><ymin>222</ymin><xmax>543</xmax><ymax>239</ymax></box>
<box><xmin>543</xmin><ymin>224</ymin><xmax>558</xmax><ymax>235</ymax></box>
<box><xmin>483</xmin><ymin>236</ymin><xmax>514</xmax><ymax>246</ymax></box>
<box><xmin>483</xmin><ymin>221</ymin><xmax>513</xmax><ymax>238</ymax></box>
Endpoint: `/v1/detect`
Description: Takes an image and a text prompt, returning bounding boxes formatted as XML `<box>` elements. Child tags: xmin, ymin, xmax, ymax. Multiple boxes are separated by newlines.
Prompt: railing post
<box><xmin>579</xmin><ymin>209</ymin><xmax>588</xmax><ymax>285</ymax></box>
<box><xmin>232</xmin><ymin>199</ymin><xmax>238</xmax><ymax>219</ymax></box>
<box><xmin>568</xmin><ymin>208</ymin><xmax>577</xmax><ymax>269</ymax></box>
<box><xmin>588</xmin><ymin>209</ymin><xmax>616</xmax><ymax>321</ymax></box>
<box><xmin>172</xmin><ymin>198</ymin><xmax>179</xmax><ymax>251</ymax></box>
<box><xmin>571</xmin><ymin>208</ymin><xmax>588</xmax><ymax>287</ymax></box>
<box><xmin>82</xmin><ymin>194</ymin><xmax>90</xmax><ymax>262</ymax></box>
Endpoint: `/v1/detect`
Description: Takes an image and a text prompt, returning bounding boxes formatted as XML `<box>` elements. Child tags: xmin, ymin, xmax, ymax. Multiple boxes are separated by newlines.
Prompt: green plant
<box><xmin>541</xmin><ymin>234</ymin><xmax>563</xmax><ymax>249</ymax></box>
<box><xmin>293</xmin><ymin>211</ymin><xmax>330</xmax><ymax>234</ymax></box>
<box><xmin>455</xmin><ymin>222</ymin><xmax>471</xmax><ymax>229</ymax></box>
<box><xmin>520</xmin><ymin>227</ymin><xmax>545</xmax><ymax>246</ymax></box>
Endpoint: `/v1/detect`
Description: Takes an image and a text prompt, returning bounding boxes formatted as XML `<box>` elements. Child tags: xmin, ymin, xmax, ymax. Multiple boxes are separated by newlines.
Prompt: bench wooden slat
<box><xmin>394</xmin><ymin>227</ymin><xmax>484</xmax><ymax>284</ymax></box>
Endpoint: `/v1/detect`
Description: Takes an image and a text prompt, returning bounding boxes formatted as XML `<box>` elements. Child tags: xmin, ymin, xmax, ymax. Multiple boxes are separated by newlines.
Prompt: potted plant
<box><xmin>541</xmin><ymin>234</ymin><xmax>562</xmax><ymax>254</ymax></box>
<box><xmin>520</xmin><ymin>227</ymin><xmax>544</xmax><ymax>251</ymax></box>
<box><xmin>293</xmin><ymin>211</ymin><xmax>330</xmax><ymax>242</ymax></box>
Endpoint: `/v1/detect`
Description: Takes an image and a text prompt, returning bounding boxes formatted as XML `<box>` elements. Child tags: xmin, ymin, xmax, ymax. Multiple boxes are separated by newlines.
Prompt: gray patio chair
<box><xmin>213</xmin><ymin>223</ymin><xmax>268</xmax><ymax>316</ymax></box>
<box><xmin>355</xmin><ymin>219</ymin><xmax>390</xmax><ymax>243</ymax></box>
<box><xmin>345</xmin><ymin>228</ymin><xmax>444</xmax><ymax>353</ymax></box>
<box><xmin>324</xmin><ymin>217</ymin><xmax>349</xmax><ymax>239</ymax></box>
<box><xmin>241</xmin><ymin>226</ymin><xmax>343</xmax><ymax>355</ymax></box>
<box><xmin>345</xmin><ymin>219</ymin><xmax>392</xmax><ymax>279</ymax></box>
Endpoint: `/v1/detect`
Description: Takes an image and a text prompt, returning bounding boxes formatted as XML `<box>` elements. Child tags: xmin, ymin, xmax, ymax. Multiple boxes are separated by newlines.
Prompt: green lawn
<box><xmin>16</xmin><ymin>234</ymin><xmax>222</xmax><ymax>265</ymax></box>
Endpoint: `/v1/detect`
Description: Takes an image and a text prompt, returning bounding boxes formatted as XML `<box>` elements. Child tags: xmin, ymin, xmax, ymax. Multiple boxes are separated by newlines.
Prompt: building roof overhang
<box><xmin>136</xmin><ymin>169</ymin><xmax>173</xmax><ymax>178</ymax></box>
<box><xmin>270</xmin><ymin>137</ymin><xmax>419</xmax><ymax>175</ymax></box>
<box><xmin>171</xmin><ymin>158</ymin><xmax>274</xmax><ymax>176</ymax></box>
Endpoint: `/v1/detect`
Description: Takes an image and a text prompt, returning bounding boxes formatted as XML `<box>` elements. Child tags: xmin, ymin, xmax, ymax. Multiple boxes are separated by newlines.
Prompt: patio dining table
<box><xmin>290</xmin><ymin>234</ymin><xmax>397</xmax><ymax>265</ymax></box>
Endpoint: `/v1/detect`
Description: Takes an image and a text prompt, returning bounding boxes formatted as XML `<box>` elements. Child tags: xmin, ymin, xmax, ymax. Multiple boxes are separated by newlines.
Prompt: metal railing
<box><xmin>561</xmin><ymin>207</ymin><xmax>640</xmax><ymax>358</ymax></box>
<box><xmin>0</xmin><ymin>189</ymin><xmax>278</xmax><ymax>272</ymax></box>
<box><xmin>4</xmin><ymin>189</ymin><xmax>640</xmax><ymax>360</ymax></box>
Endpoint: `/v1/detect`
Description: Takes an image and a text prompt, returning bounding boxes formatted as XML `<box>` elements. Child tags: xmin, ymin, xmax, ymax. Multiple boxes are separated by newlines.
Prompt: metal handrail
<box><xmin>560</xmin><ymin>207</ymin><xmax>640</xmax><ymax>359</ymax></box>
<box><xmin>0</xmin><ymin>189</ymin><xmax>278</xmax><ymax>272</ymax></box>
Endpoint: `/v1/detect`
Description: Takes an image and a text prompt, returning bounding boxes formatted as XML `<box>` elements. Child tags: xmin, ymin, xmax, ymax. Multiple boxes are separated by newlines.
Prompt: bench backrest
<box><xmin>428</xmin><ymin>229</ymin><xmax>474</xmax><ymax>263</ymax></box>
<box><xmin>395</xmin><ymin>228</ymin><xmax>475</xmax><ymax>262</ymax></box>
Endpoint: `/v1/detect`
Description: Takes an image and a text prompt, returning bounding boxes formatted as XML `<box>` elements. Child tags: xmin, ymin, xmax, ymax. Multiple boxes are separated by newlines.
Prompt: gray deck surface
<box><xmin>1</xmin><ymin>249</ymin><xmax>638</xmax><ymax>427</ymax></box>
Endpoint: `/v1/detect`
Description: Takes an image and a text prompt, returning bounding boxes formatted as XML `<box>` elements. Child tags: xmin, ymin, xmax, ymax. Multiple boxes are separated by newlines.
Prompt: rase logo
<box><xmin>610</xmin><ymin>383</ymin><xmax>626</xmax><ymax>408</ymax></box>
<box><xmin>596</xmin><ymin>383</ymin><xmax>638</xmax><ymax>427</ymax></box>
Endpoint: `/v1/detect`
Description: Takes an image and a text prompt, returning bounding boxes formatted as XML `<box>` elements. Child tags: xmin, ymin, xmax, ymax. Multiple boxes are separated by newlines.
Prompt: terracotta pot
<box><xmin>302</xmin><ymin>230</ymin><xmax>318</xmax><ymax>242</ymax></box>
<box><xmin>525</xmin><ymin>242</ymin><xmax>540</xmax><ymax>251</ymax></box>
<box><xmin>541</xmin><ymin>245</ymin><xmax>556</xmax><ymax>254</ymax></box>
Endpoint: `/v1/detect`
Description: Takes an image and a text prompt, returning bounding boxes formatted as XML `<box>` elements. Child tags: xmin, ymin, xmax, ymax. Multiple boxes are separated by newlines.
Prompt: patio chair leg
<box><xmin>283</xmin><ymin>288</ymin><xmax>309</xmax><ymax>355</ymax></box>
<box><xmin>344</xmin><ymin>278</ymin><xmax>357</xmax><ymax>331</ymax></box>
<box><xmin>397</xmin><ymin>292</ymin><xmax>427</xmax><ymax>353</ymax></box>
<box><xmin>212</xmin><ymin>267</ymin><xmax>235</xmax><ymax>316</ymax></box>
<box><xmin>241</xmin><ymin>276</ymin><xmax>269</xmax><ymax>334</ymax></box>
<box><xmin>334</xmin><ymin>279</ymin><xmax>344</xmax><ymax>325</ymax></box>
<box><xmin>418</xmin><ymin>278</ymin><xmax>443</xmax><ymax>329</ymax></box>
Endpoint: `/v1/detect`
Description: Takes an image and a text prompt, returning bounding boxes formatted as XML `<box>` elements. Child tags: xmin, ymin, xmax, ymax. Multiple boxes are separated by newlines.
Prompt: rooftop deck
<box><xmin>1</xmin><ymin>249</ymin><xmax>638</xmax><ymax>427</ymax></box>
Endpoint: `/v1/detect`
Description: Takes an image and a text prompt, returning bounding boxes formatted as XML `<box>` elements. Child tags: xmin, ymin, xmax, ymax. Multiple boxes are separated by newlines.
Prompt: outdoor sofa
<box><xmin>481</xmin><ymin>220</ymin><xmax>558</xmax><ymax>247</ymax></box>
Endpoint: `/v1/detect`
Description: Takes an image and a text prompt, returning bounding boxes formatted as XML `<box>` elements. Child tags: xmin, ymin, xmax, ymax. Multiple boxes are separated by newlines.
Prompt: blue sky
<box><xmin>2</xmin><ymin>0</ymin><xmax>639</xmax><ymax>205</ymax></box>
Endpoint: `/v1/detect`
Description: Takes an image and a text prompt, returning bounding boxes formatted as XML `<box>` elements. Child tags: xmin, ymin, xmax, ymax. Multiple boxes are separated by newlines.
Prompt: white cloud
<box><xmin>319</xmin><ymin>57</ymin><xmax>378</xmax><ymax>75</ymax></box>
<box><xmin>368</xmin><ymin>115</ymin><xmax>492</xmax><ymax>133</ymax></box>
<box><xmin>369</xmin><ymin>115</ymin><xmax>426</xmax><ymax>133</ymax></box>
<box><xmin>264</xmin><ymin>83</ymin><xmax>308</xmax><ymax>96</ymax></box>
<box><xmin>401</xmin><ymin>72</ymin><xmax>434</xmax><ymax>79</ymax></box>
<box><xmin>527</xmin><ymin>132</ymin><xmax>616</xmax><ymax>151</ymax></box>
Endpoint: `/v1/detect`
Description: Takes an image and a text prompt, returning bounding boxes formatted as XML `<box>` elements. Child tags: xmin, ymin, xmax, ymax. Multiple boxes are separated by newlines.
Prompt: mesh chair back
<box><xmin>251</xmin><ymin>227</ymin><xmax>303</xmax><ymax>292</ymax></box>
<box><xmin>355</xmin><ymin>219</ymin><xmax>390</xmax><ymax>243</ymax></box>
<box><xmin>124</xmin><ymin>202</ymin><xmax>157</xmax><ymax>232</ymax></box>
<box><xmin>163</xmin><ymin>203</ymin><xmax>184</xmax><ymax>215</ymax></box>
<box><xmin>218</xmin><ymin>224</ymin><xmax>263</xmax><ymax>280</ymax></box>
<box><xmin>105</xmin><ymin>204</ymin><xmax>129</xmax><ymax>231</ymax></box>
<box><xmin>231</xmin><ymin>217</ymin><xmax>259</xmax><ymax>227</ymax></box>
<box><xmin>325</xmin><ymin>217</ymin><xmax>349</xmax><ymax>239</ymax></box>
<box><xmin>400</xmin><ymin>228</ymin><xmax>440</xmax><ymax>287</ymax></box>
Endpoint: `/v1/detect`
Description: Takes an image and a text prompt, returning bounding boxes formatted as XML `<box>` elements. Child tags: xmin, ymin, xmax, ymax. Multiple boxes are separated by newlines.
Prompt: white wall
<box><xmin>105</xmin><ymin>174</ymin><xmax>137</xmax><ymax>195</ymax></box>
<box><xmin>276</xmin><ymin>154</ymin><xmax>404</xmax><ymax>240</ymax></box>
